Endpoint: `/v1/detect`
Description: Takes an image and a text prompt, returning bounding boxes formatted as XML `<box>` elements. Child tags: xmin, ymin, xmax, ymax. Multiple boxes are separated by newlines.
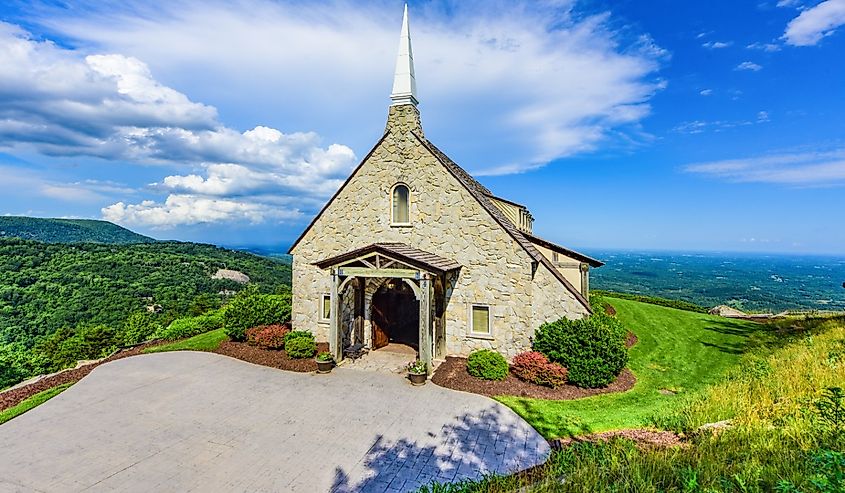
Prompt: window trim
<box><xmin>319</xmin><ymin>293</ymin><xmax>331</xmax><ymax>323</ymax></box>
<box><xmin>468</xmin><ymin>303</ymin><xmax>493</xmax><ymax>339</ymax></box>
<box><xmin>390</xmin><ymin>182</ymin><xmax>412</xmax><ymax>227</ymax></box>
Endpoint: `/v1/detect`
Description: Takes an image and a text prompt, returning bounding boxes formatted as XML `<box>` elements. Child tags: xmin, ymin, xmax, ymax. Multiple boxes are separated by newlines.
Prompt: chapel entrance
<box><xmin>371</xmin><ymin>280</ymin><xmax>419</xmax><ymax>350</ymax></box>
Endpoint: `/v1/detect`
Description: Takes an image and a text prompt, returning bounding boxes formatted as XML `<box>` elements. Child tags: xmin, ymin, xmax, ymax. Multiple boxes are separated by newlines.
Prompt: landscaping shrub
<box><xmin>286</xmin><ymin>336</ymin><xmax>317</xmax><ymax>359</ymax></box>
<box><xmin>466</xmin><ymin>349</ymin><xmax>509</xmax><ymax>381</ymax></box>
<box><xmin>533</xmin><ymin>312</ymin><xmax>628</xmax><ymax>388</ymax></box>
<box><xmin>510</xmin><ymin>351</ymin><xmax>568</xmax><ymax>388</ymax></box>
<box><xmin>154</xmin><ymin>312</ymin><xmax>223</xmax><ymax>341</ymax></box>
<box><xmin>245</xmin><ymin>324</ymin><xmax>290</xmax><ymax>350</ymax></box>
<box><xmin>223</xmin><ymin>285</ymin><xmax>292</xmax><ymax>341</ymax></box>
<box><xmin>122</xmin><ymin>312</ymin><xmax>162</xmax><ymax>345</ymax></box>
<box><xmin>283</xmin><ymin>330</ymin><xmax>315</xmax><ymax>346</ymax></box>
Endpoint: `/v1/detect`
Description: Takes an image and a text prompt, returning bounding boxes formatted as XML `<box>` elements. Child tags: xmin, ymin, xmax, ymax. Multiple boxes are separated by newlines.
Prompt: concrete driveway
<box><xmin>0</xmin><ymin>352</ymin><xmax>549</xmax><ymax>492</ymax></box>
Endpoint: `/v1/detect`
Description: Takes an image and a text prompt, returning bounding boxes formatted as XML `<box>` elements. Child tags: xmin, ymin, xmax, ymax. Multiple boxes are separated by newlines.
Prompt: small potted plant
<box><xmin>315</xmin><ymin>351</ymin><xmax>334</xmax><ymax>374</ymax></box>
<box><xmin>407</xmin><ymin>360</ymin><xmax>427</xmax><ymax>386</ymax></box>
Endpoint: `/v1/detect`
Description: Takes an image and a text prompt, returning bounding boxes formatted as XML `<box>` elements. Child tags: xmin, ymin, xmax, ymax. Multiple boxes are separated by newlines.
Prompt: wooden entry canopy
<box><xmin>314</xmin><ymin>243</ymin><xmax>461</xmax><ymax>371</ymax></box>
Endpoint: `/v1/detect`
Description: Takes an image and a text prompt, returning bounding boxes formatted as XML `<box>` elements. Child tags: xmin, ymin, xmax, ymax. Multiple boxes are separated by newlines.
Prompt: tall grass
<box><xmin>418</xmin><ymin>315</ymin><xmax>845</xmax><ymax>492</ymax></box>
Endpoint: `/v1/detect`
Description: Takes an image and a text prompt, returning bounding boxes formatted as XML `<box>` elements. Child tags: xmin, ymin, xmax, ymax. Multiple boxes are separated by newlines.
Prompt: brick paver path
<box><xmin>0</xmin><ymin>351</ymin><xmax>549</xmax><ymax>492</ymax></box>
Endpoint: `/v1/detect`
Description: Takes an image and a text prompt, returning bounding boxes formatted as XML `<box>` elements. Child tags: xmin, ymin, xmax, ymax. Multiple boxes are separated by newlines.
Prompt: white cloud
<box><xmin>699</xmin><ymin>89</ymin><xmax>713</xmax><ymax>96</ymax></box>
<box><xmin>29</xmin><ymin>0</ymin><xmax>666</xmax><ymax>174</ymax></box>
<box><xmin>783</xmin><ymin>0</ymin><xmax>845</xmax><ymax>46</ymax></box>
<box><xmin>735</xmin><ymin>61</ymin><xmax>763</xmax><ymax>71</ymax></box>
<box><xmin>684</xmin><ymin>148</ymin><xmax>845</xmax><ymax>185</ymax></box>
<box><xmin>702</xmin><ymin>41</ymin><xmax>732</xmax><ymax>49</ymax></box>
<box><xmin>746</xmin><ymin>42</ymin><xmax>782</xmax><ymax>52</ymax></box>
<box><xmin>0</xmin><ymin>21</ymin><xmax>358</xmax><ymax>227</ymax></box>
<box><xmin>102</xmin><ymin>195</ymin><xmax>303</xmax><ymax>228</ymax></box>
<box><xmin>673</xmin><ymin>110</ymin><xmax>769</xmax><ymax>134</ymax></box>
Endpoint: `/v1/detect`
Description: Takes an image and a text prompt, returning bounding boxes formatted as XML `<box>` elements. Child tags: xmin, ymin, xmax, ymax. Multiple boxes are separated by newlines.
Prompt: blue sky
<box><xmin>0</xmin><ymin>0</ymin><xmax>843</xmax><ymax>255</ymax></box>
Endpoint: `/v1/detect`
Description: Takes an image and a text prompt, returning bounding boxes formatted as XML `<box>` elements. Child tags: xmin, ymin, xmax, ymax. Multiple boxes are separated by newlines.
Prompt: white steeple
<box><xmin>390</xmin><ymin>4</ymin><xmax>418</xmax><ymax>107</ymax></box>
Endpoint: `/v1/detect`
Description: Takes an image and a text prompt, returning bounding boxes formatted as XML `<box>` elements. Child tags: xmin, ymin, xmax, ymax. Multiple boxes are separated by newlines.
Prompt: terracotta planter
<box><xmin>316</xmin><ymin>359</ymin><xmax>333</xmax><ymax>374</ymax></box>
<box><xmin>408</xmin><ymin>371</ymin><xmax>427</xmax><ymax>386</ymax></box>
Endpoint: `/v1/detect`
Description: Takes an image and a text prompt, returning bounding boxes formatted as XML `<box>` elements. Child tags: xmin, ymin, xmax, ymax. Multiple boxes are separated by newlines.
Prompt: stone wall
<box><xmin>291</xmin><ymin>104</ymin><xmax>587</xmax><ymax>359</ymax></box>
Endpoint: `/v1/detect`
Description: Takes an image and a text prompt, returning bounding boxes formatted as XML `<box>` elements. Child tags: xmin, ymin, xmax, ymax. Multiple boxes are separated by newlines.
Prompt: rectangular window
<box><xmin>552</xmin><ymin>251</ymin><xmax>559</xmax><ymax>263</ymax></box>
<box><xmin>320</xmin><ymin>294</ymin><xmax>331</xmax><ymax>322</ymax></box>
<box><xmin>470</xmin><ymin>305</ymin><xmax>491</xmax><ymax>335</ymax></box>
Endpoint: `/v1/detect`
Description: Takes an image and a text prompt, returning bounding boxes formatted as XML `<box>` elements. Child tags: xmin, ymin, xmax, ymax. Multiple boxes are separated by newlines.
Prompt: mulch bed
<box><xmin>0</xmin><ymin>342</ymin><xmax>157</xmax><ymax>413</ymax></box>
<box><xmin>431</xmin><ymin>356</ymin><xmax>636</xmax><ymax>400</ymax></box>
<box><xmin>626</xmin><ymin>331</ymin><xmax>638</xmax><ymax>348</ymax></box>
<box><xmin>214</xmin><ymin>341</ymin><xmax>330</xmax><ymax>373</ymax></box>
<box><xmin>553</xmin><ymin>429</ymin><xmax>686</xmax><ymax>449</ymax></box>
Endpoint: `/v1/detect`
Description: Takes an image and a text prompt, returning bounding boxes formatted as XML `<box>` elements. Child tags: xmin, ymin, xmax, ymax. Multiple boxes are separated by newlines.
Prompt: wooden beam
<box><xmin>419</xmin><ymin>278</ymin><xmax>432</xmax><ymax>375</ymax></box>
<box><xmin>329</xmin><ymin>270</ymin><xmax>342</xmax><ymax>361</ymax></box>
<box><xmin>338</xmin><ymin>267</ymin><xmax>420</xmax><ymax>279</ymax></box>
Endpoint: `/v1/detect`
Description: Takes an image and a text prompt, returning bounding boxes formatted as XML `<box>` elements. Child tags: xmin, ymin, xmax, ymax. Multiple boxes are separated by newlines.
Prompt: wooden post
<box><xmin>354</xmin><ymin>278</ymin><xmax>364</xmax><ymax>345</ymax></box>
<box><xmin>329</xmin><ymin>270</ymin><xmax>342</xmax><ymax>361</ymax></box>
<box><xmin>418</xmin><ymin>276</ymin><xmax>432</xmax><ymax>375</ymax></box>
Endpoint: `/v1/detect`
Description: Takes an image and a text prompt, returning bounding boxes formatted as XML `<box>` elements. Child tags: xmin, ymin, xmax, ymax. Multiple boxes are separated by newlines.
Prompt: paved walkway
<box><xmin>0</xmin><ymin>352</ymin><xmax>549</xmax><ymax>492</ymax></box>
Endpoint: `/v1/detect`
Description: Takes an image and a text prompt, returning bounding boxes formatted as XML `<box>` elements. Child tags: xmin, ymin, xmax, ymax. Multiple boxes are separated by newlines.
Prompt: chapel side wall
<box><xmin>530</xmin><ymin>263</ymin><xmax>591</xmax><ymax>335</ymax></box>
<box><xmin>291</xmin><ymin>109</ymin><xmax>542</xmax><ymax>357</ymax></box>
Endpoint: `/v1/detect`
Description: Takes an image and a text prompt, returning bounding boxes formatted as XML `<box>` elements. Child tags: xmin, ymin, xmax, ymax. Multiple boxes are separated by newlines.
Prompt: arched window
<box><xmin>391</xmin><ymin>184</ymin><xmax>410</xmax><ymax>224</ymax></box>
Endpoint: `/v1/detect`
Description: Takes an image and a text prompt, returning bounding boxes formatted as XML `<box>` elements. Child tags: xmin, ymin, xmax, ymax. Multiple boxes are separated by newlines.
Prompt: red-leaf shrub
<box><xmin>245</xmin><ymin>324</ymin><xmax>290</xmax><ymax>350</ymax></box>
<box><xmin>511</xmin><ymin>351</ymin><xmax>568</xmax><ymax>388</ymax></box>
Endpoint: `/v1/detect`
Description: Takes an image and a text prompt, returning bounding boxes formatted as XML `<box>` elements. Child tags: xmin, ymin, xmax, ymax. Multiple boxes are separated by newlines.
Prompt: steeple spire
<box><xmin>390</xmin><ymin>4</ymin><xmax>418</xmax><ymax>107</ymax></box>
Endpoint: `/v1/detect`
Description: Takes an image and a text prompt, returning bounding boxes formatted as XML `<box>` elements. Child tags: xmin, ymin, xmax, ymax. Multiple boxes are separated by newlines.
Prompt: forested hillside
<box><xmin>0</xmin><ymin>217</ymin><xmax>155</xmax><ymax>244</ymax></box>
<box><xmin>0</xmin><ymin>238</ymin><xmax>291</xmax><ymax>388</ymax></box>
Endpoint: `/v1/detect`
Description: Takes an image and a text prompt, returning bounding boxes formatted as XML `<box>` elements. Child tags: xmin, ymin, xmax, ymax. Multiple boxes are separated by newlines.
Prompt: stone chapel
<box><xmin>289</xmin><ymin>5</ymin><xmax>603</xmax><ymax>372</ymax></box>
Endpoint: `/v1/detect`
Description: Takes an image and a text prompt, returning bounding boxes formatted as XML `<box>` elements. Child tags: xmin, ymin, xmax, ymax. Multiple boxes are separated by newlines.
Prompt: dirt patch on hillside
<box><xmin>431</xmin><ymin>356</ymin><xmax>635</xmax><ymax>400</ymax></box>
<box><xmin>0</xmin><ymin>343</ymin><xmax>157</xmax><ymax>413</ymax></box>
<box><xmin>214</xmin><ymin>341</ymin><xmax>330</xmax><ymax>373</ymax></box>
<box><xmin>553</xmin><ymin>429</ymin><xmax>686</xmax><ymax>449</ymax></box>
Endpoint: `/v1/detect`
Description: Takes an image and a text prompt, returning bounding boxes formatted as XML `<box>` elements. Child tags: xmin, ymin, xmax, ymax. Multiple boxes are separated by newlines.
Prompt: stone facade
<box><xmin>290</xmin><ymin>104</ymin><xmax>591</xmax><ymax>360</ymax></box>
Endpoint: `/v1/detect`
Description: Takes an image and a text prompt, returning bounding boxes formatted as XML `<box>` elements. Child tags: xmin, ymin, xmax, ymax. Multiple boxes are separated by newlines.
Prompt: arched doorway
<box><xmin>371</xmin><ymin>280</ymin><xmax>419</xmax><ymax>350</ymax></box>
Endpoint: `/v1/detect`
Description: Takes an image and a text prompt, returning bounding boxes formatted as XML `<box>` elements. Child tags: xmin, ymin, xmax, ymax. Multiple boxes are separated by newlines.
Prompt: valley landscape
<box><xmin>1</xmin><ymin>1</ymin><xmax>844</xmax><ymax>491</ymax></box>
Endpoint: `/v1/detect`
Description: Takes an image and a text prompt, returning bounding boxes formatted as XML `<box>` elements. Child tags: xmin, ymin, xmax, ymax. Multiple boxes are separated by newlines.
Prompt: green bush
<box><xmin>466</xmin><ymin>349</ymin><xmax>509</xmax><ymax>381</ymax></box>
<box><xmin>283</xmin><ymin>330</ymin><xmax>314</xmax><ymax>346</ymax></box>
<box><xmin>155</xmin><ymin>312</ymin><xmax>223</xmax><ymax>341</ymax></box>
<box><xmin>122</xmin><ymin>312</ymin><xmax>162</xmax><ymax>345</ymax></box>
<box><xmin>223</xmin><ymin>285</ymin><xmax>292</xmax><ymax>341</ymax></box>
<box><xmin>286</xmin><ymin>336</ymin><xmax>316</xmax><ymax>359</ymax></box>
<box><xmin>35</xmin><ymin>324</ymin><xmax>121</xmax><ymax>372</ymax></box>
<box><xmin>533</xmin><ymin>312</ymin><xmax>628</xmax><ymax>388</ymax></box>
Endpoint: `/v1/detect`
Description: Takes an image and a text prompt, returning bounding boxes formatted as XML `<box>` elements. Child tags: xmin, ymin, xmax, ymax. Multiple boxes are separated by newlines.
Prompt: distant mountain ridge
<box><xmin>0</xmin><ymin>216</ymin><xmax>154</xmax><ymax>244</ymax></box>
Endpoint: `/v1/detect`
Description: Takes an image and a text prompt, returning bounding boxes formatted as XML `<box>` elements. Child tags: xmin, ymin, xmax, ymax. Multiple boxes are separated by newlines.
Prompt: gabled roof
<box><xmin>314</xmin><ymin>242</ymin><xmax>461</xmax><ymax>275</ymax></box>
<box><xmin>413</xmin><ymin>134</ymin><xmax>592</xmax><ymax>313</ymax></box>
<box><xmin>522</xmin><ymin>233</ymin><xmax>604</xmax><ymax>268</ymax></box>
<box><xmin>288</xmin><ymin>125</ymin><xmax>593</xmax><ymax>314</ymax></box>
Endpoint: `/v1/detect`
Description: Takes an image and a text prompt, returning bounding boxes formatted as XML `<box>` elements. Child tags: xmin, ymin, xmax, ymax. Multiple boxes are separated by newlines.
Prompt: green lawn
<box><xmin>0</xmin><ymin>382</ymin><xmax>73</xmax><ymax>425</ymax></box>
<box><xmin>499</xmin><ymin>297</ymin><xmax>763</xmax><ymax>438</ymax></box>
<box><xmin>143</xmin><ymin>328</ymin><xmax>228</xmax><ymax>354</ymax></box>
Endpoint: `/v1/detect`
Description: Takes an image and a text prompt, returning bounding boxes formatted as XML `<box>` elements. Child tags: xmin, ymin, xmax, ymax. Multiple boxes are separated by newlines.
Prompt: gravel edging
<box><xmin>0</xmin><ymin>342</ymin><xmax>158</xmax><ymax>413</ymax></box>
<box><xmin>430</xmin><ymin>356</ymin><xmax>636</xmax><ymax>400</ymax></box>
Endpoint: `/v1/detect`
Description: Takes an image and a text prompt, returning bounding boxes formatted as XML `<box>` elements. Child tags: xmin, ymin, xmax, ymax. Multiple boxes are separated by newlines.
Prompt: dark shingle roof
<box><xmin>314</xmin><ymin>242</ymin><xmax>461</xmax><ymax>274</ymax></box>
<box><xmin>414</xmin><ymin>134</ymin><xmax>592</xmax><ymax>313</ymax></box>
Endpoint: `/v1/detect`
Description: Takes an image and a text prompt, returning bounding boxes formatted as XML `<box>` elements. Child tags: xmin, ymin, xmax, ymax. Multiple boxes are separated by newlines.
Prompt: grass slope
<box><xmin>143</xmin><ymin>328</ymin><xmax>228</xmax><ymax>354</ymax></box>
<box><xmin>0</xmin><ymin>216</ymin><xmax>154</xmax><ymax>244</ymax></box>
<box><xmin>0</xmin><ymin>382</ymin><xmax>73</xmax><ymax>425</ymax></box>
<box><xmin>500</xmin><ymin>297</ymin><xmax>763</xmax><ymax>438</ymax></box>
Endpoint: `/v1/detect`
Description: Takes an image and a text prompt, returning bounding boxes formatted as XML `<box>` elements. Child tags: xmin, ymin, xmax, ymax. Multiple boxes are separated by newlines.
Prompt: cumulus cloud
<box><xmin>685</xmin><ymin>148</ymin><xmax>845</xmax><ymax>185</ymax></box>
<box><xmin>29</xmin><ymin>0</ymin><xmax>666</xmax><ymax>174</ymax></box>
<box><xmin>0</xmin><ymin>21</ymin><xmax>357</xmax><ymax>227</ymax></box>
<box><xmin>735</xmin><ymin>61</ymin><xmax>763</xmax><ymax>71</ymax></box>
<box><xmin>783</xmin><ymin>0</ymin><xmax>845</xmax><ymax>46</ymax></box>
<box><xmin>102</xmin><ymin>195</ymin><xmax>303</xmax><ymax>227</ymax></box>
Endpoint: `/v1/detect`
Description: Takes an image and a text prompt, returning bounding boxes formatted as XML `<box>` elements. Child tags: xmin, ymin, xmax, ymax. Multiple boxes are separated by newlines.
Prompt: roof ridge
<box><xmin>412</xmin><ymin>133</ymin><xmax>592</xmax><ymax>313</ymax></box>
